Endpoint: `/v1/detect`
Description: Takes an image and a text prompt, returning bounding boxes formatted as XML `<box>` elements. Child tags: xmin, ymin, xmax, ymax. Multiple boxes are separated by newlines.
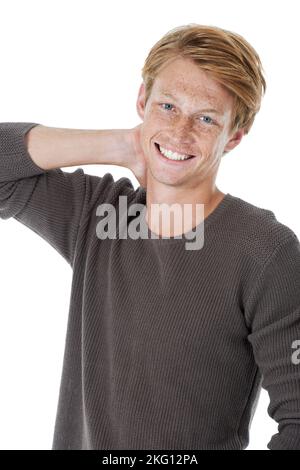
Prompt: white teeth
<box><xmin>158</xmin><ymin>144</ymin><xmax>191</xmax><ymax>161</ymax></box>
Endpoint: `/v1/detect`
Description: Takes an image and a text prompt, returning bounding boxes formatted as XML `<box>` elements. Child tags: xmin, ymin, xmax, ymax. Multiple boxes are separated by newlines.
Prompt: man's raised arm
<box><xmin>25</xmin><ymin>125</ymin><xmax>129</xmax><ymax>170</ymax></box>
<box><xmin>25</xmin><ymin>124</ymin><xmax>147</xmax><ymax>186</ymax></box>
<box><xmin>0</xmin><ymin>122</ymin><xmax>146</xmax><ymax>267</ymax></box>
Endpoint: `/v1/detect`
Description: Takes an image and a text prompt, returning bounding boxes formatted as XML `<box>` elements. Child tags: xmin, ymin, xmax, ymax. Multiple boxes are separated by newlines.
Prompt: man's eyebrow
<box><xmin>160</xmin><ymin>91</ymin><xmax>223</xmax><ymax>115</ymax></box>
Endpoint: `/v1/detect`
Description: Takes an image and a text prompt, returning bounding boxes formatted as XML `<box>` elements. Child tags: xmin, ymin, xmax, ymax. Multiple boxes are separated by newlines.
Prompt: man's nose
<box><xmin>173</xmin><ymin>115</ymin><xmax>194</xmax><ymax>140</ymax></box>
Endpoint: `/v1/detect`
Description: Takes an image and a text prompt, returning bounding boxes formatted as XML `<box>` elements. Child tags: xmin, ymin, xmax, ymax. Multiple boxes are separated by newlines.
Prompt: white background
<box><xmin>0</xmin><ymin>0</ymin><xmax>299</xmax><ymax>450</ymax></box>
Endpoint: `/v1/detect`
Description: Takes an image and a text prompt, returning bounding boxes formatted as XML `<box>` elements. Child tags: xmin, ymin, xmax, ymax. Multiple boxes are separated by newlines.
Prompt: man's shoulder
<box><xmin>227</xmin><ymin>193</ymin><xmax>298</xmax><ymax>264</ymax></box>
<box><xmin>88</xmin><ymin>171</ymin><xmax>140</xmax><ymax>205</ymax></box>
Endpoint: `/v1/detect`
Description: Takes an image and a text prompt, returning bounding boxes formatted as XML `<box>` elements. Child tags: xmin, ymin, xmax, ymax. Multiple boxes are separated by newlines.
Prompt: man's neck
<box><xmin>144</xmin><ymin>178</ymin><xmax>225</xmax><ymax>238</ymax></box>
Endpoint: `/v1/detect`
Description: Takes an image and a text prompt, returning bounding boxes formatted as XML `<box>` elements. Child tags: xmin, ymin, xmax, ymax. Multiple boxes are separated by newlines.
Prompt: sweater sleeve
<box><xmin>0</xmin><ymin>122</ymin><xmax>125</xmax><ymax>268</ymax></box>
<box><xmin>245</xmin><ymin>233</ymin><xmax>300</xmax><ymax>450</ymax></box>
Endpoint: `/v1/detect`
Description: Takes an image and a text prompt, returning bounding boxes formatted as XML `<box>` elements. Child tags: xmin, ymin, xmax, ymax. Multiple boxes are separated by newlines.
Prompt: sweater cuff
<box><xmin>0</xmin><ymin>122</ymin><xmax>45</xmax><ymax>183</ymax></box>
<box><xmin>267</xmin><ymin>424</ymin><xmax>300</xmax><ymax>450</ymax></box>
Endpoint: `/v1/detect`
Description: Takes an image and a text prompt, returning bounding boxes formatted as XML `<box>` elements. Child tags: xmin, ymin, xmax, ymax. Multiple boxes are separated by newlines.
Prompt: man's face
<box><xmin>136</xmin><ymin>57</ymin><xmax>245</xmax><ymax>189</ymax></box>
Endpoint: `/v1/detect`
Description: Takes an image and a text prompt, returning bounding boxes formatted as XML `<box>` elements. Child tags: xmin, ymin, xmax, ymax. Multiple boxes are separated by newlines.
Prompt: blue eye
<box><xmin>160</xmin><ymin>103</ymin><xmax>174</xmax><ymax>111</ymax></box>
<box><xmin>200</xmin><ymin>115</ymin><xmax>214</xmax><ymax>125</ymax></box>
<box><xmin>160</xmin><ymin>103</ymin><xmax>214</xmax><ymax>125</ymax></box>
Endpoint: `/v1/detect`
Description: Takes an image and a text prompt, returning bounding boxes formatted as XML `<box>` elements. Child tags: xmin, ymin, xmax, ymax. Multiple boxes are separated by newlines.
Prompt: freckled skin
<box><xmin>135</xmin><ymin>57</ymin><xmax>245</xmax><ymax>235</ymax></box>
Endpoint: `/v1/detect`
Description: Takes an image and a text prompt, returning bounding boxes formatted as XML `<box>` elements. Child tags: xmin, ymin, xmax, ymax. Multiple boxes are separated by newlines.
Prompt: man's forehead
<box><xmin>155</xmin><ymin>87</ymin><xmax>229</xmax><ymax>115</ymax></box>
<box><xmin>155</xmin><ymin>75</ymin><xmax>226</xmax><ymax>99</ymax></box>
<box><xmin>160</xmin><ymin>88</ymin><xmax>219</xmax><ymax>103</ymax></box>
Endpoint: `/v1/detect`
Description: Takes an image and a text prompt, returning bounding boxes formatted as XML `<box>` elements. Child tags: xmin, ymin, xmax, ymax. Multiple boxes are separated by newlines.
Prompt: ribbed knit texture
<box><xmin>1</xmin><ymin>122</ymin><xmax>300</xmax><ymax>450</ymax></box>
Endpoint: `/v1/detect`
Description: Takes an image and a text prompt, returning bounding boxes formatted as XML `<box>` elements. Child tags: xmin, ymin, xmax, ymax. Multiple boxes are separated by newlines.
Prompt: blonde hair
<box><xmin>141</xmin><ymin>24</ymin><xmax>267</xmax><ymax>135</ymax></box>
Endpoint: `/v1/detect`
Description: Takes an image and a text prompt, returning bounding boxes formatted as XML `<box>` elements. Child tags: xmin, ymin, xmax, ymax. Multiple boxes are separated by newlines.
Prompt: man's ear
<box><xmin>136</xmin><ymin>82</ymin><xmax>146</xmax><ymax>121</ymax></box>
<box><xmin>224</xmin><ymin>128</ymin><xmax>245</xmax><ymax>154</ymax></box>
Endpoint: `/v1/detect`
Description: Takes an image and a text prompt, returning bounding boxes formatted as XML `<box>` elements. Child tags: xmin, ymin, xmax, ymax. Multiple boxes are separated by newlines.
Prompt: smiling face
<box><xmin>136</xmin><ymin>56</ymin><xmax>245</xmax><ymax>190</ymax></box>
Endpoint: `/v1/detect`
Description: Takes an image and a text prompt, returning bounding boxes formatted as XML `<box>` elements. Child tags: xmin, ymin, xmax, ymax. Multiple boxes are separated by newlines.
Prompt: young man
<box><xmin>0</xmin><ymin>24</ymin><xmax>299</xmax><ymax>450</ymax></box>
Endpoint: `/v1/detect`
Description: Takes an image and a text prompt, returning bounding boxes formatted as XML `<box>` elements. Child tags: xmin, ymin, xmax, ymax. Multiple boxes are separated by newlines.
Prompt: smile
<box><xmin>154</xmin><ymin>142</ymin><xmax>195</xmax><ymax>162</ymax></box>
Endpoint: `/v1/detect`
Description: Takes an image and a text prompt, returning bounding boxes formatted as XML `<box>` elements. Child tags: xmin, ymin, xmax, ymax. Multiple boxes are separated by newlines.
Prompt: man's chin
<box><xmin>147</xmin><ymin>170</ymin><xmax>190</xmax><ymax>188</ymax></box>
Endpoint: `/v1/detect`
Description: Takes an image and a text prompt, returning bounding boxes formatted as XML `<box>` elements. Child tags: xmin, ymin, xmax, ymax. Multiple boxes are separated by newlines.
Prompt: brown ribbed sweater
<box><xmin>1</xmin><ymin>122</ymin><xmax>300</xmax><ymax>450</ymax></box>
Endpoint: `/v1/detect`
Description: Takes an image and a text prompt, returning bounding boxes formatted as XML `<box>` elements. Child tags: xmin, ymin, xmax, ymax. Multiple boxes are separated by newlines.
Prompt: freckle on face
<box><xmin>147</xmin><ymin>58</ymin><xmax>233</xmax><ymax>126</ymax></box>
<box><xmin>141</xmin><ymin>58</ymin><xmax>235</xmax><ymax>172</ymax></box>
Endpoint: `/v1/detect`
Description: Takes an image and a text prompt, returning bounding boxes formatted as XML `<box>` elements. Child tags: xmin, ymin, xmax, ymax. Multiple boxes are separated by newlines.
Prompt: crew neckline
<box><xmin>138</xmin><ymin>191</ymin><xmax>236</xmax><ymax>243</ymax></box>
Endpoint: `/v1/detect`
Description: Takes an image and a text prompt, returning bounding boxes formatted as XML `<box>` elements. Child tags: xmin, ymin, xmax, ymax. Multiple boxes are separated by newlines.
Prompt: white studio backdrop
<box><xmin>0</xmin><ymin>0</ymin><xmax>299</xmax><ymax>450</ymax></box>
